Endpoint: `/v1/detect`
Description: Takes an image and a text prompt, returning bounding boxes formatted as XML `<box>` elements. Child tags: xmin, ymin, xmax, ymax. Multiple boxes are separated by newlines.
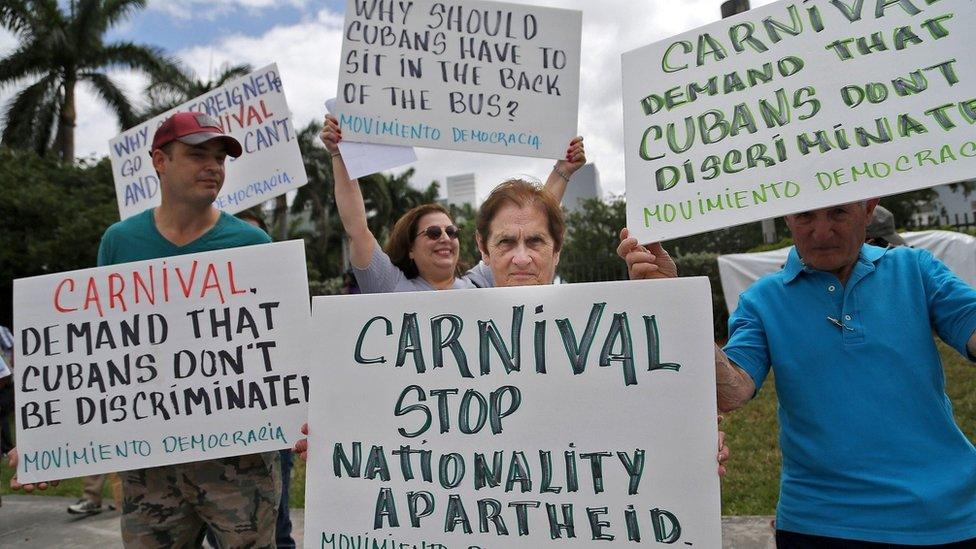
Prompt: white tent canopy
<box><xmin>717</xmin><ymin>231</ymin><xmax>976</xmax><ymax>314</ymax></box>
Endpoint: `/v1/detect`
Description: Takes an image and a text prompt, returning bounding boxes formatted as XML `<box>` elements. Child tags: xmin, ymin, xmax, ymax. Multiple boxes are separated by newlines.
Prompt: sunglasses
<box><xmin>417</xmin><ymin>225</ymin><xmax>460</xmax><ymax>240</ymax></box>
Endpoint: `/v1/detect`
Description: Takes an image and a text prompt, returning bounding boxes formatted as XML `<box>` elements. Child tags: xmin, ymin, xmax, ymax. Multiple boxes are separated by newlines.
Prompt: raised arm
<box><xmin>320</xmin><ymin>114</ymin><xmax>378</xmax><ymax>269</ymax></box>
<box><xmin>543</xmin><ymin>136</ymin><xmax>585</xmax><ymax>203</ymax></box>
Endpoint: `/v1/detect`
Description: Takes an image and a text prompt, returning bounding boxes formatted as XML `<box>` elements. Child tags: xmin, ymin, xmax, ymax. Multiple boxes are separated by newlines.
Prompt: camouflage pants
<box><xmin>121</xmin><ymin>452</ymin><xmax>281</xmax><ymax>548</ymax></box>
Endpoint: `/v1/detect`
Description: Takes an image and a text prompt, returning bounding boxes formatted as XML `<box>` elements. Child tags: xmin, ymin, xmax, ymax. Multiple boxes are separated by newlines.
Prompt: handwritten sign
<box><xmin>109</xmin><ymin>63</ymin><xmax>308</xmax><ymax>220</ymax></box>
<box><xmin>304</xmin><ymin>278</ymin><xmax>721</xmax><ymax>548</ymax></box>
<box><xmin>326</xmin><ymin>98</ymin><xmax>419</xmax><ymax>179</ymax></box>
<box><xmin>622</xmin><ymin>0</ymin><xmax>976</xmax><ymax>242</ymax></box>
<box><xmin>13</xmin><ymin>241</ymin><xmax>311</xmax><ymax>483</ymax></box>
<box><xmin>335</xmin><ymin>0</ymin><xmax>582</xmax><ymax>158</ymax></box>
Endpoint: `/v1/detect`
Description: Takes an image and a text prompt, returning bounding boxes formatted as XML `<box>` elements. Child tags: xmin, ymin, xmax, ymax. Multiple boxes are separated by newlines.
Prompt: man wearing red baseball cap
<box><xmin>150</xmin><ymin>111</ymin><xmax>244</xmax><ymax>158</ymax></box>
<box><xmin>6</xmin><ymin>111</ymin><xmax>280</xmax><ymax>547</ymax></box>
<box><xmin>113</xmin><ymin>112</ymin><xmax>278</xmax><ymax>547</ymax></box>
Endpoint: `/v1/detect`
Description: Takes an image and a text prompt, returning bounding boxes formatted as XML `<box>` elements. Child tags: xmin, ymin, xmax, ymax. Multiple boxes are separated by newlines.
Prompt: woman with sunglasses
<box><xmin>319</xmin><ymin>114</ymin><xmax>585</xmax><ymax>293</ymax></box>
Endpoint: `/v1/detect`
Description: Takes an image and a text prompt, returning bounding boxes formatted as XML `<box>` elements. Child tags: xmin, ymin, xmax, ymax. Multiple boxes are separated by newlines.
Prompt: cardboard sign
<box><xmin>109</xmin><ymin>63</ymin><xmax>308</xmax><ymax>220</ymax></box>
<box><xmin>13</xmin><ymin>241</ymin><xmax>311</xmax><ymax>483</ymax></box>
<box><xmin>335</xmin><ymin>0</ymin><xmax>582</xmax><ymax>158</ymax></box>
<box><xmin>304</xmin><ymin>278</ymin><xmax>721</xmax><ymax>548</ymax></box>
<box><xmin>622</xmin><ymin>0</ymin><xmax>976</xmax><ymax>242</ymax></box>
<box><xmin>326</xmin><ymin>98</ymin><xmax>419</xmax><ymax>179</ymax></box>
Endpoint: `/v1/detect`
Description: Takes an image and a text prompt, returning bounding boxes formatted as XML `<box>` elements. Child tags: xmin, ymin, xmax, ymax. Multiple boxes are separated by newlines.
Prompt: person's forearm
<box><xmin>968</xmin><ymin>330</ymin><xmax>976</xmax><ymax>360</ymax></box>
<box><xmin>715</xmin><ymin>344</ymin><xmax>755</xmax><ymax>413</ymax></box>
<box><xmin>542</xmin><ymin>166</ymin><xmax>570</xmax><ymax>203</ymax></box>
<box><xmin>332</xmin><ymin>155</ymin><xmax>376</xmax><ymax>267</ymax></box>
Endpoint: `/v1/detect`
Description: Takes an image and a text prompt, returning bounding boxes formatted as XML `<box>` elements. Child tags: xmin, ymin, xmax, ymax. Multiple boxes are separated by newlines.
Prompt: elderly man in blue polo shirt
<box><xmin>620</xmin><ymin>199</ymin><xmax>976</xmax><ymax>547</ymax></box>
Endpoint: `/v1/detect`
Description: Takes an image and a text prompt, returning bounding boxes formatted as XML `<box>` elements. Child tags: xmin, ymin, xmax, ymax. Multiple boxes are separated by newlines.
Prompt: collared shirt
<box><xmin>724</xmin><ymin>244</ymin><xmax>976</xmax><ymax>544</ymax></box>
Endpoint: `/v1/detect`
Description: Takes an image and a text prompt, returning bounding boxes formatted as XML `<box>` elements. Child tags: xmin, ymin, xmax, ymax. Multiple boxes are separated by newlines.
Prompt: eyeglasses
<box><xmin>417</xmin><ymin>225</ymin><xmax>459</xmax><ymax>240</ymax></box>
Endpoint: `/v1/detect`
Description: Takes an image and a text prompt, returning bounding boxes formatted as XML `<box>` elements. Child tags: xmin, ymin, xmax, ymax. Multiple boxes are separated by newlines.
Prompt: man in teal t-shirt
<box><xmin>107</xmin><ymin>113</ymin><xmax>276</xmax><ymax>549</ymax></box>
<box><xmin>12</xmin><ymin>112</ymin><xmax>278</xmax><ymax>548</ymax></box>
<box><xmin>620</xmin><ymin>200</ymin><xmax>976</xmax><ymax>547</ymax></box>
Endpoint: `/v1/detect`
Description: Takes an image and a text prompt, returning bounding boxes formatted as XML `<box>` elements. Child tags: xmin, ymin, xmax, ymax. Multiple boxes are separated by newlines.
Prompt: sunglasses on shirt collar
<box><xmin>417</xmin><ymin>225</ymin><xmax>460</xmax><ymax>240</ymax></box>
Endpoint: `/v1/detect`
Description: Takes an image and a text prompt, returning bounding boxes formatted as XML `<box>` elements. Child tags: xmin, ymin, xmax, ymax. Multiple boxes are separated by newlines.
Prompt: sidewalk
<box><xmin>0</xmin><ymin>495</ymin><xmax>774</xmax><ymax>548</ymax></box>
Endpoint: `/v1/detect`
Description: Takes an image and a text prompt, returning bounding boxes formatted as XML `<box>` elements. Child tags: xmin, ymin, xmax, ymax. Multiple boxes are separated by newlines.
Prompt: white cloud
<box><xmin>146</xmin><ymin>0</ymin><xmax>311</xmax><ymax>20</ymax></box>
<box><xmin>0</xmin><ymin>30</ymin><xmax>16</xmax><ymax>53</ymax></box>
<box><xmin>175</xmin><ymin>14</ymin><xmax>345</xmax><ymax>133</ymax></box>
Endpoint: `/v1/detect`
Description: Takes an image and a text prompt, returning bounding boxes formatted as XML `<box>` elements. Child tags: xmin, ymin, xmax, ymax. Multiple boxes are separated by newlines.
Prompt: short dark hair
<box><xmin>477</xmin><ymin>179</ymin><xmax>565</xmax><ymax>252</ymax></box>
<box><xmin>236</xmin><ymin>209</ymin><xmax>268</xmax><ymax>233</ymax></box>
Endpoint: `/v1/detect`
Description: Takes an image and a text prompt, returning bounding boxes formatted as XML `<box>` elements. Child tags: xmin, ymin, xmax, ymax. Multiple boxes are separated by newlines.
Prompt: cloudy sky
<box><xmin>1</xmin><ymin>0</ymin><xmax>776</xmax><ymax>200</ymax></box>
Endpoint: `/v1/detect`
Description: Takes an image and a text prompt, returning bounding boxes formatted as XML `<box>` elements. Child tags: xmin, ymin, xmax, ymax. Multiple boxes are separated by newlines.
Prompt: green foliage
<box><xmin>673</xmin><ymin>252</ymin><xmax>728</xmax><ymax>339</ymax></box>
<box><xmin>749</xmin><ymin>236</ymin><xmax>793</xmax><ymax>253</ymax></box>
<box><xmin>288</xmin><ymin>120</ymin><xmax>444</xmax><ymax>283</ymax></box>
<box><xmin>666</xmin><ymin>219</ymin><xmax>786</xmax><ymax>256</ymax></box>
<box><xmin>0</xmin><ymin>149</ymin><xmax>118</xmax><ymax>325</ymax></box>
<box><xmin>558</xmin><ymin>196</ymin><xmax>627</xmax><ymax>283</ymax></box>
<box><xmin>0</xmin><ymin>0</ymin><xmax>179</xmax><ymax>160</ymax></box>
<box><xmin>446</xmin><ymin>202</ymin><xmax>480</xmax><ymax>272</ymax></box>
<box><xmin>719</xmin><ymin>374</ymin><xmax>781</xmax><ymax>515</ymax></box>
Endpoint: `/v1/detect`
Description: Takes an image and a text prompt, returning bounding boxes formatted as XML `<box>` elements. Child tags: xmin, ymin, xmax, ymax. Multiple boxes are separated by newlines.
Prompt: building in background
<box><xmin>912</xmin><ymin>180</ymin><xmax>976</xmax><ymax>226</ymax></box>
<box><xmin>446</xmin><ymin>173</ymin><xmax>478</xmax><ymax>208</ymax></box>
<box><xmin>562</xmin><ymin>163</ymin><xmax>602</xmax><ymax>213</ymax></box>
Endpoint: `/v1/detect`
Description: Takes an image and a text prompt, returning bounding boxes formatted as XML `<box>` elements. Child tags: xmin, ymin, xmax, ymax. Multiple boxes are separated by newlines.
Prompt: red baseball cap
<box><xmin>151</xmin><ymin>112</ymin><xmax>243</xmax><ymax>158</ymax></box>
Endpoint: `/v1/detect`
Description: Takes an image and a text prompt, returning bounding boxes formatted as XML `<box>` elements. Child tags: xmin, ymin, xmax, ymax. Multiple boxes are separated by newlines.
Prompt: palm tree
<box><xmin>290</xmin><ymin>120</ymin><xmax>445</xmax><ymax>279</ymax></box>
<box><xmin>140</xmin><ymin>62</ymin><xmax>253</xmax><ymax>119</ymax></box>
<box><xmin>0</xmin><ymin>0</ymin><xmax>177</xmax><ymax>161</ymax></box>
<box><xmin>290</xmin><ymin>120</ymin><xmax>390</xmax><ymax>277</ymax></box>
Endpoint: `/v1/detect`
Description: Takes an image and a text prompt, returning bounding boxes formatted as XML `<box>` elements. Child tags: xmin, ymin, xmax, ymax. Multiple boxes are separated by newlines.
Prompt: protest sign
<box><xmin>304</xmin><ymin>278</ymin><xmax>721</xmax><ymax>548</ymax></box>
<box><xmin>622</xmin><ymin>0</ymin><xmax>976</xmax><ymax>242</ymax></box>
<box><xmin>109</xmin><ymin>63</ymin><xmax>308</xmax><ymax>220</ymax></box>
<box><xmin>13</xmin><ymin>241</ymin><xmax>311</xmax><ymax>483</ymax></box>
<box><xmin>335</xmin><ymin>0</ymin><xmax>582</xmax><ymax>158</ymax></box>
<box><xmin>326</xmin><ymin>98</ymin><xmax>419</xmax><ymax>179</ymax></box>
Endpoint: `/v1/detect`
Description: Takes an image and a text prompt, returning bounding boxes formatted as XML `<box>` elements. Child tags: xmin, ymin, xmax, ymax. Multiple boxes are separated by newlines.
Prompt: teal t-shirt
<box><xmin>98</xmin><ymin>208</ymin><xmax>271</xmax><ymax>267</ymax></box>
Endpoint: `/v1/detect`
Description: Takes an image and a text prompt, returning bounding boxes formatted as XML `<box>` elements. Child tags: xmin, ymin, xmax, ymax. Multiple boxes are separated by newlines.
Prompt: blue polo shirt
<box><xmin>724</xmin><ymin>244</ymin><xmax>976</xmax><ymax>544</ymax></box>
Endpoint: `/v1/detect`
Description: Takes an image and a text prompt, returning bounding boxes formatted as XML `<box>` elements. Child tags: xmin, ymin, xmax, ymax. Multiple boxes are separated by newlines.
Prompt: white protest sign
<box><xmin>304</xmin><ymin>278</ymin><xmax>721</xmax><ymax>548</ymax></box>
<box><xmin>13</xmin><ymin>241</ymin><xmax>311</xmax><ymax>483</ymax></box>
<box><xmin>336</xmin><ymin>0</ymin><xmax>581</xmax><ymax>158</ymax></box>
<box><xmin>109</xmin><ymin>63</ymin><xmax>308</xmax><ymax>220</ymax></box>
<box><xmin>622</xmin><ymin>0</ymin><xmax>976</xmax><ymax>242</ymax></box>
<box><xmin>326</xmin><ymin>98</ymin><xmax>419</xmax><ymax>179</ymax></box>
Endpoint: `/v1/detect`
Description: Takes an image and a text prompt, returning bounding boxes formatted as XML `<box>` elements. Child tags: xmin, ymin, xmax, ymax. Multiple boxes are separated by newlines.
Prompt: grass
<box><xmin>4</xmin><ymin>342</ymin><xmax>974</xmax><ymax>515</ymax></box>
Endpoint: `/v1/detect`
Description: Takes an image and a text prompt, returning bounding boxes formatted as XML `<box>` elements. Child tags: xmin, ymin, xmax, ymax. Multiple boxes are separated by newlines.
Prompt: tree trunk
<box><xmin>311</xmin><ymin>192</ymin><xmax>331</xmax><ymax>271</ymax></box>
<box><xmin>273</xmin><ymin>195</ymin><xmax>288</xmax><ymax>241</ymax></box>
<box><xmin>59</xmin><ymin>77</ymin><xmax>77</xmax><ymax>162</ymax></box>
